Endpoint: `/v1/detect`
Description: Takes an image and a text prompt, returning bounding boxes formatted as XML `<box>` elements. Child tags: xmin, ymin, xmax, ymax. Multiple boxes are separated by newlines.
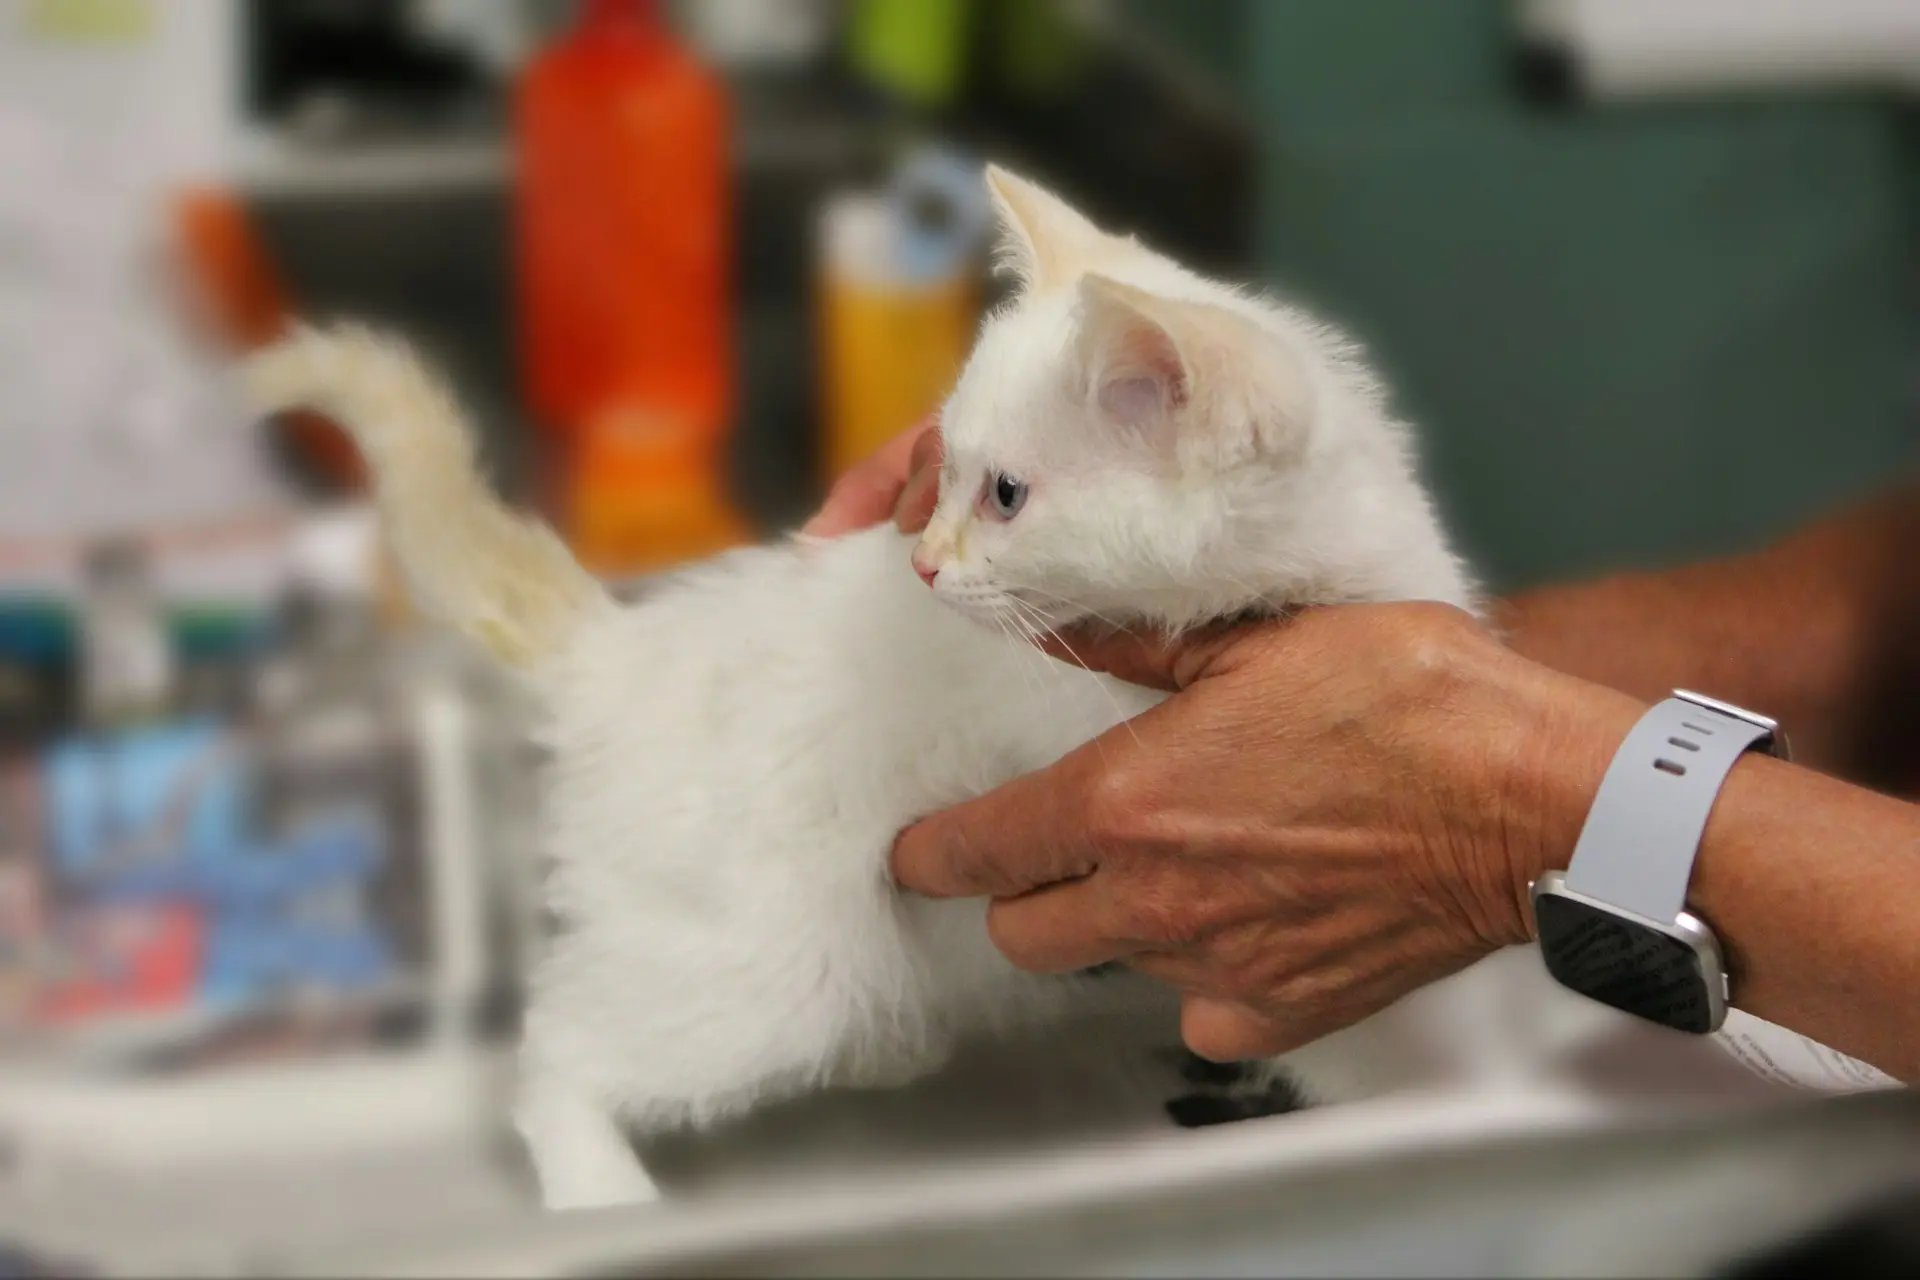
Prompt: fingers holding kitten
<box><xmin>801</xmin><ymin>417</ymin><xmax>942</xmax><ymax>538</ymax></box>
<box><xmin>893</xmin><ymin>427</ymin><xmax>944</xmax><ymax>534</ymax></box>
<box><xmin>1178</xmin><ymin>996</ymin><xmax>1313</xmax><ymax>1063</ymax></box>
<box><xmin>890</xmin><ymin>746</ymin><xmax>1106</xmax><ymax>900</ymax></box>
<box><xmin>985</xmin><ymin>879</ymin><xmax>1134</xmax><ymax>974</ymax></box>
<box><xmin>1034</xmin><ymin>618</ymin><xmax>1284</xmax><ymax>693</ymax></box>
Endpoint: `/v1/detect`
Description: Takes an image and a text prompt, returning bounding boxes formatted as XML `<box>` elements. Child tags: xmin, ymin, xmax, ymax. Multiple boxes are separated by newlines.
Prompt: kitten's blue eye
<box><xmin>987</xmin><ymin>473</ymin><xmax>1028</xmax><ymax>520</ymax></box>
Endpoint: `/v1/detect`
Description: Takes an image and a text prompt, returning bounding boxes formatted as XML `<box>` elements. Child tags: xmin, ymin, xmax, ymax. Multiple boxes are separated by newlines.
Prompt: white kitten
<box><xmin>243</xmin><ymin>167</ymin><xmax>1563</xmax><ymax>1213</ymax></box>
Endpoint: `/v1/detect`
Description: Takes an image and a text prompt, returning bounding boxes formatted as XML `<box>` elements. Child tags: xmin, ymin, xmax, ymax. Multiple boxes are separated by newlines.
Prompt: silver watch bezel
<box><xmin>1529</xmin><ymin>869</ymin><xmax>1731</xmax><ymax>1032</ymax></box>
<box><xmin>1673</xmin><ymin>689</ymin><xmax>1792</xmax><ymax>761</ymax></box>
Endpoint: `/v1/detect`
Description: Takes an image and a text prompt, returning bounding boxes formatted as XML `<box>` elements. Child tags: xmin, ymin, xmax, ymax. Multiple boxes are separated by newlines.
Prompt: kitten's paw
<box><xmin>516</xmin><ymin>1079</ymin><xmax>663</xmax><ymax>1212</ymax></box>
<box><xmin>541</xmin><ymin>1163</ymin><xmax>662</xmax><ymax>1213</ymax></box>
<box><xmin>1163</xmin><ymin>1053</ymin><xmax>1306</xmax><ymax>1129</ymax></box>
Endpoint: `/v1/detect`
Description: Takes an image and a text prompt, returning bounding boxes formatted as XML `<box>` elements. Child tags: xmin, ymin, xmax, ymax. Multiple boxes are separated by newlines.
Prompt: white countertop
<box><xmin>0</xmin><ymin>1003</ymin><xmax>1911</xmax><ymax>1277</ymax></box>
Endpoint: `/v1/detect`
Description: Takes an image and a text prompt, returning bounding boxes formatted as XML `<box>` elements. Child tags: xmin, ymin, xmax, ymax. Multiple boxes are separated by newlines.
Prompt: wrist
<box><xmin>1485</xmin><ymin>665</ymin><xmax>1649</xmax><ymax>946</ymax></box>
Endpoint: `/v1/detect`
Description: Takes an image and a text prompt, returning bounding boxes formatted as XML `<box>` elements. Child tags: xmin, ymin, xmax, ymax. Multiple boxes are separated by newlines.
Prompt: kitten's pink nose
<box><xmin>911</xmin><ymin>553</ymin><xmax>939</xmax><ymax>587</ymax></box>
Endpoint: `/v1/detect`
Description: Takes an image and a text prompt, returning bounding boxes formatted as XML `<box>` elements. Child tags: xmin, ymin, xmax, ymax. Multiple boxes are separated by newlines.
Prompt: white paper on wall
<box><xmin>0</xmin><ymin>0</ymin><xmax>298</xmax><ymax>579</ymax></box>
<box><xmin>1521</xmin><ymin>0</ymin><xmax>1920</xmax><ymax>100</ymax></box>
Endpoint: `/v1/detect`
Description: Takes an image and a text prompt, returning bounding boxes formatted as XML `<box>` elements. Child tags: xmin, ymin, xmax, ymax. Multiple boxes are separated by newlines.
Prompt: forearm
<box><xmin>1496</xmin><ymin>483</ymin><xmax>1920</xmax><ymax>789</ymax></box>
<box><xmin>1512</xmin><ymin>674</ymin><xmax>1920</xmax><ymax>1084</ymax></box>
<box><xmin>1686</xmin><ymin>756</ymin><xmax>1920</xmax><ymax>1083</ymax></box>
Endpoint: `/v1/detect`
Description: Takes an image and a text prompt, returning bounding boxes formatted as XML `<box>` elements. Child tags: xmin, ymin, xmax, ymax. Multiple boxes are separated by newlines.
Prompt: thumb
<box><xmin>1035</xmin><ymin>620</ymin><xmax>1263</xmax><ymax>692</ymax></box>
<box><xmin>1180</xmin><ymin>997</ymin><xmax>1311</xmax><ymax>1062</ymax></box>
<box><xmin>801</xmin><ymin>418</ymin><xmax>935</xmax><ymax>538</ymax></box>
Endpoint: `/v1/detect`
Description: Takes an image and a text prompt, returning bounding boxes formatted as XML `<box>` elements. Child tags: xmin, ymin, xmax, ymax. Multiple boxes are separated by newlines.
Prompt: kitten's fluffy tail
<box><xmin>243</xmin><ymin>323</ymin><xmax>607</xmax><ymax>667</ymax></box>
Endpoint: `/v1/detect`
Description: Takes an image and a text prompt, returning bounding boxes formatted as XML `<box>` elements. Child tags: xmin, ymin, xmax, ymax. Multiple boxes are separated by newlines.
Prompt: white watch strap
<box><xmin>1562</xmin><ymin>695</ymin><xmax>1772</xmax><ymax>923</ymax></box>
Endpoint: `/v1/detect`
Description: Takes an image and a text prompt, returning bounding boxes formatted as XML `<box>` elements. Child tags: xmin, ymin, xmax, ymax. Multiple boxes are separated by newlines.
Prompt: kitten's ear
<box><xmin>1075</xmin><ymin>274</ymin><xmax>1190</xmax><ymax>426</ymax></box>
<box><xmin>1075</xmin><ymin>274</ymin><xmax>1311</xmax><ymax>467</ymax></box>
<box><xmin>984</xmin><ymin>164</ymin><xmax>1110</xmax><ymax>294</ymax></box>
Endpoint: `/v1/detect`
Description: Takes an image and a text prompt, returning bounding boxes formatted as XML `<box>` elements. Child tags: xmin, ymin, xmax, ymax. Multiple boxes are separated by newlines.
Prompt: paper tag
<box><xmin>1713</xmin><ymin>1010</ymin><xmax>1901</xmax><ymax>1093</ymax></box>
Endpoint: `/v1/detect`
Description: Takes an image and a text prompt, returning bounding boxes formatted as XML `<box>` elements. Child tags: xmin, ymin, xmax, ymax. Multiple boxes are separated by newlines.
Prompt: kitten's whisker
<box><xmin>1000</xmin><ymin>598</ymin><xmax>1100</xmax><ymax>760</ymax></box>
<box><xmin>1013</xmin><ymin>586</ymin><xmax>1128</xmax><ymax>633</ymax></box>
<box><xmin>993</xmin><ymin>604</ymin><xmax>1070</xmax><ymax>726</ymax></box>
<box><xmin>1047</xmin><ymin>631</ymin><xmax>1145</xmax><ymax>751</ymax></box>
<box><xmin>989</xmin><ymin>610</ymin><xmax>1048</xmax><ymax>709</ymax></box>
<box><xmin>1011</xmin><ymin>612</ymin><xmax>1070</xmax><ymax>722</ymax></box>
<box><xmin>1005</xmin><ymin>597</ymin><xmax>1141</xmax><ymax>751</ymax></box>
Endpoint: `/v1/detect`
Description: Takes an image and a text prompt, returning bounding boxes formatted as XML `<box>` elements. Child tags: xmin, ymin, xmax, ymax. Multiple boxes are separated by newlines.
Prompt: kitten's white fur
<box><xmin>244</xmin><ymin>167</ymin><xmax>1595</xmax><ymax>1212</ymax></box>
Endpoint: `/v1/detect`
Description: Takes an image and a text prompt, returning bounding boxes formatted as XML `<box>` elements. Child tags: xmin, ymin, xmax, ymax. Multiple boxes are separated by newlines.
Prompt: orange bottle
<box><xmin>516</xmin><ymin>0</ymin><xmax>748</xmax><ymax>574</ymax></box>
<box><xmin>172</xmin><ymin>189</ymin><xmax>367</xmax><ymax>492</ymax></box>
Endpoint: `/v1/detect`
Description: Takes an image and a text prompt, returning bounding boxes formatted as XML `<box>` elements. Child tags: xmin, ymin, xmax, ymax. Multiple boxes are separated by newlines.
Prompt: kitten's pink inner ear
<box><xmin>1079</xmin><ymin>272</ymin><xmax>1316</xmax><ymax>465</ymax></box>
<box><xmin>1098</xmin><ymin>335</ymin><xmax>1188</xmax><ymax>421</ymax></box>
<box><xmin>1079</xmin><ymin>274</ymin><xmax>1190</xmax><ymax>424</ymax></box>
<box><xmin>1099</xmin><ymin>375</ymin><xmax>1170</xmax><ymax>422</ymax></box>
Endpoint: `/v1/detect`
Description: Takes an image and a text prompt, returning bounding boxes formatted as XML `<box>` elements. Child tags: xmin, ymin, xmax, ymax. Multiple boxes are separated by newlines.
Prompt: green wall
<box><xmin>1126</xmin><ymin>0</ymin><xmax>1917</xmax><ymax>590</ymax></box>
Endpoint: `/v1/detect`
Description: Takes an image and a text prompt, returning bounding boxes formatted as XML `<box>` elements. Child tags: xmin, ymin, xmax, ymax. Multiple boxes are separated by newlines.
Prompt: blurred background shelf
<box><xmin>238</xmin><ymin>133</ymin><xmax>512</xmax><ymax>200</ymax></box>
<box><xmin>240</xmin><ymin>2</ymin><xmax>1260</xmax><ymax>537</ymax></box>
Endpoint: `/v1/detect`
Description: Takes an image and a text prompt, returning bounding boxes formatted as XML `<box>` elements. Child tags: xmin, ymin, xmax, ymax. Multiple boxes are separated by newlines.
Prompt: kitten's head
<box><xmin>914</xmin><ymin>166</ymin><xmax>1454</xmax><ymax>639</ymax></box>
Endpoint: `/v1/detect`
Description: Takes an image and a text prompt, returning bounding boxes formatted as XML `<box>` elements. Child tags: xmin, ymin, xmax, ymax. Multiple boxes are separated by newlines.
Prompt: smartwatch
<box><xmin>1531</xmin><ymin>690</ymin><xmax>1789</xmax><ymax>1034</ymax></box>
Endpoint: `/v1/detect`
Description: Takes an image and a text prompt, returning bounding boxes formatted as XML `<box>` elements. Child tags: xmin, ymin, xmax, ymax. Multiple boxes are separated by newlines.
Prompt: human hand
<box><xmin>801</xmin><ymin>418</ymin><xmax>943</xmax><ymax>538</ymax></box>
<box><xmin>890</xmin><ymin>604</ymin><xmax>1646</xmax><ymax>1061</ymax></box>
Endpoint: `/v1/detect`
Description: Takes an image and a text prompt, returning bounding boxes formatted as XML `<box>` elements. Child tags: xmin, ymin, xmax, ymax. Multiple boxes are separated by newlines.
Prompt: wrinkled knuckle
<box><xmin>1082</xmin><ymin>760</ymin><xmax>1154</xmax><ymax>849</ymax></box>
<box><xmin>1395</xmin><ymin>618</ymin><xmax>1453</xmax><ymax>675</ymax></box>
<box><xmin>1375</xmin><ymin>605</ymin><xmax>1477</xmax><ymax>688</ymax></box>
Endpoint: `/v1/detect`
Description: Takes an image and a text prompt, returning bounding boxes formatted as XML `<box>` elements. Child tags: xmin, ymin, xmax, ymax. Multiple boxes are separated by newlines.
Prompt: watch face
<box><xmin>1534</xmin><ymin>892</ymin><xmax>1717</xmax><ymax>1033</ymax></box>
